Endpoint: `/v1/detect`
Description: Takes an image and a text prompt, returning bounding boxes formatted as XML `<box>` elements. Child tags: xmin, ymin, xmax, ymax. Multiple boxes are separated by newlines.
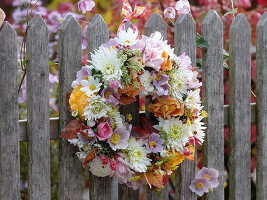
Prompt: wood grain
<box><xmin>144</xmin><ymin>13</ymin><xmax>168</xmax><ymax>200</ymax></box>
<box><xmin>202</xmin><ymin>10</ymin><xmax>224</xmax><ymax>200</ymax></box>
<box><xmin>58</xmin><ymin>15</ymin><xmax>83</xmax><ymax>200</ymax></box>
<box><xmin>256</xmin><ymin>11</ymin><xmax>267</xmax><ymax>200</ymax></box>
<box><xmin>0</xmin><ymin>21</ymin><xmax>20</xmax><ymax>200</ymax></box>
<box><xmin>174</xmin><ymin>13</ymin><xmax>197</xmax><ymax>200</ymax></box>
<box><xmin>229</xmin><ymin>14</ymin><xmax>251</xmax><ymax>200</ymax></box>
<box><xmin>26</xmin><ymin>15</ymin><xmax>50</xmax><ymax>200</ymax></box>
<box><xmin>88</xmin><ymin>14</ymin><xmax>112</xmax><ymax>200</ymax></box>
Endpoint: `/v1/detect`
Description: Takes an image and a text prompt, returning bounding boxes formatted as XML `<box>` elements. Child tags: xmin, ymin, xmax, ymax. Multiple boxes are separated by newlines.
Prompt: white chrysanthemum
<box><xmin>88</xmin><ymin>157</ymin><xmax>113</xmax><ymax>177</ymax></box>
<box><xmin>191</xmin><ymin>117</ymin><xmax>206</xmax><ymax>144</ymax></box>
<box><xmin>90</xmin><ymin>47</ymin><xmax>123</xmax><ymax>82</ymax></box>
<box><xmin>185</xmin><ymin>89</ymin><xmax>201</xmax><ymax>110</ymax></box>
<box><xmin>107</xmin><ymin>106</ymin><xmax>124</xmax><ymax>128</ymax></box>
<box><xmin>116</xmin><ymin>28</ymin><xmax>138</xmax><ymax>46</ymax></box>
<box><xmin>80</xmin><ymin>77</ymin><xmax>102</xmax><ymax>97</ymax></box>
<box><xmin>169</xmin><ymin>68</ymin><xmax>189</xmax><ymax>100</ymax></box>
<box><xmin>68</xmin><ymin>139</ymin><xmax>84</xmax><ymax>148</ymax></box>
<box><xmin>155</xmin><ymin>117</ymin><xmax>192</xmax><ymax>152</ymax></box>
<box><xmin>83</xmin><ymin>95</ymin><xmax>109</xmax><ymax>121</ymax></box>
<box><xmin>139</xmin><ymin>70</ymin><xmax>154</xmax><ymax>95</ymax></box>
<box><xmin>125</xmin><ymin>137</ymin><xmax>151</xmax><ymax>173</ymax></box>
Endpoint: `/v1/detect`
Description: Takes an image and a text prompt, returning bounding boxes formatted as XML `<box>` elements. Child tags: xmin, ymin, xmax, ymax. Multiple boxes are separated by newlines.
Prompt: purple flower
<box><xmin>189</xmin><ymin>177</ymin><xmax>211</xmax><ymax>196</ymax></box>
<box><xmin>78</xmin><ymin>0</ymin><xmax>95</xmax><ymax>14</ymax></box>
<box><xmin>101</xmin><ymin>87</ymin><xmax>119</xmax><ymax>106</ymax></box>
<box><xmin>145</xmin><ymin>133</ymin><xmax>164</xmax><ymax>153</ymax></box>
<box><xmin>163</xmin><ymin>7</ymin><xmax>176</xmax><ymax>19</ymax></box>
<box><xmin>76</xmin><ymin>66</ymin><xmax>91</xmax><ymax>81</ymax></box>
<box><xmin>108</xmin><ymin>126</ymin><xmax>130</xmax><ymax>150</ymax></box>
<box><xmin>142</xmin><ymin>45</ymin><xmax>163</xmax><ymax>71</ymax></box>
<box><xmin>175</xmin><ymin>0</ymin><xmax>190</xmax><ymax>14</ymax></box>
<box><xmin>196</xmin><ymin>167</ymin><xmax>219</xmax><ymax>188</ymax></box>
<box><xmin>109</xmin><ymin>80</ymin><xmax>119</xmax><ymax>88</ymax></box>
<box><xmin>102</xmin><ymin>38</ymin><xmax>118</xmax><ymax>49</ymax></box>
<box><xmin>176</xmin><ymin>53</ymin><xmax>192</xmax><ymax>68</ymax></box>
<box><xmin>152</xmin><ymin>72</ymin><xmax>170</xmax><ymax>96</ymax></box>
<box><xmin>77</xmin><ymin>128</ymin><xmax>96</xmax><ymax>144</ymax></box>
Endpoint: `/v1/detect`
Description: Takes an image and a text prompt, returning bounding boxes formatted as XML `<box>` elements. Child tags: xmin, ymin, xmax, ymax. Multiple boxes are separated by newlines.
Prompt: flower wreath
<box><xmin>61</xmin><ymin>26</ymin><xmax>207</xmax><ymax>190</ymax></box>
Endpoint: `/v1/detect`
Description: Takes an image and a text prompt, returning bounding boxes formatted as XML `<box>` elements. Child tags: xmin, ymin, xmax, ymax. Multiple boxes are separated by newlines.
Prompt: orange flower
<box><xmin>160</xmin><ymin>51</ymin><xmax>172</xmax><ymax>71</ymax></box>
<box><xmin>118</xmin><ymin>84</ymin><xmax>142</xmax><ymax>105</ymax></box>
<box><xmin>69</xmin><ymin>85</ymin><xmax>88</xmax><ymax>120</ymax></box>
<box><xmin>162</xmin><ymin>150</ymin><xmax>185</xmax><ymax>171</ymax></box>
<box><xmin>148</xmin><ymin>96</ymin><xmax>184</xmax><ymax>119</ymax></box>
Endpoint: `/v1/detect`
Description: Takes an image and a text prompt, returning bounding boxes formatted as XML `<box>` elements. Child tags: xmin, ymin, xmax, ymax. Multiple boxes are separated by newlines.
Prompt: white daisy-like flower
<box><xmin>80</xmin><ymin>77</ymin><xmax>102</xmax><ymax>97</ymax></box>
<box><xmin>83</xmin><ymin>95</ymin><xmax>109</xmax><ymax>121</ymax></box>
<box><xmin>90</xmin><ymin>47</ymin><xmax>123</xmax><ymax>82</ymax></box>
<box><xmin>107</xmin><ymin>106</ymin><xmax>124</xmax><ymax>128</ymax></box>
<box><xmin>169</xmin><ymin>68</ymin><xmax>189</xmax><ymax>100</ymax></box>
<box><xmin>191</xmin><ymin>117</ymin><xmax>206</xmax><ymax>144</ymax></box>
<box><xmin>185</xmin><ymin>89</ymin><xmax>201</xmax><ymax>110</ymax></box>
<box><xmin>116</xmin><ymin>28</ymin><xmax>138</xmax><ymax>46</ymax></box>
<box><xmin>124</xmin><ymin>137</ymin><xmax>151</xmax><ymax>173</ymax></box>
<box><xmin>155</xmin><ymin>117</ymin><xmax>192</xmax><ymax>152</ymax></box>
<box><xmin>139</xmin><ymin>70</ymin><xmax>154</xmax><ymax>95</ymax></box>
<box><xmin>88</xmin><ymin>157</ymin><xmax>113</xmax><ymax>177</ymax></box>
<box><xmin>68</xmin><ymin>139</ymin><xmax>84</xmax><ymax>148</ymax></box>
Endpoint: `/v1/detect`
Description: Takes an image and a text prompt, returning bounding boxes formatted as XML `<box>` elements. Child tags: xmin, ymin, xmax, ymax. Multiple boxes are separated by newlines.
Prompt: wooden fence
<box><xmin>0</xmin><ymin>10</ymin><xmax>267</xmax><ymax>200</ymax></box>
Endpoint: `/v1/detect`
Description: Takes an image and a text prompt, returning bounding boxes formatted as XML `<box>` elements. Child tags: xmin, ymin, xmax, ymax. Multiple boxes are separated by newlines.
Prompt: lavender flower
<box><xmin>152</xmin><ymin>72</ymin><xmax>170</xmax><ymax>96</ymax></box>
<box><xmin>76</xmin><ymin>66</ymin><xmax>91</xmax><ymax>81</ymax></box>
<box><xmin>101</xmin><ymin>87</ymin><xmax>119</xmax><ymax>106</ymax></box>
<box><xmin>196</xmin><ymin>167</ymin><xmax>219</xmax><ymax>188</ymax></box>
<box><xmin>145</xmin><ymin>133</ymin><xmax>164</xmax><ymax>153</ymax></box>
<box><xmin>78</xmin><ymin>0</ymin><xmax>95</xmax><ymax>14</ymax></box>
<box><xmin>108</xmin><ymin>126</ymin><xmax>130</xmax><ymax>150</ymax></box>
<box><xmin>189</xmin><ymin>177</ymin><xmax>211</xmax><ymax>196</ymax></box>
<box><xmin>163</xmin><ymin>7</ymin><xmax>176</xmax><ymax>19</ymax></box>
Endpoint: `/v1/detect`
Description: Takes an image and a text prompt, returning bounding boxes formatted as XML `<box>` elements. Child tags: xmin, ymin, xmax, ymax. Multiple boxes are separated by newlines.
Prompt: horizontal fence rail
<box><xmin>1</xmin><ymin>10</ymin><xmax>267</xmax><ymax>200</ymax></box>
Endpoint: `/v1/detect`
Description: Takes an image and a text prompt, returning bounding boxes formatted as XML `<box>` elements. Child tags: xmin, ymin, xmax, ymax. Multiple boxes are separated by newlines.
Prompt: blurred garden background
<box><xmin>0</xmin><ymin>0</ymin><xmax>266</xmax><ymax>199</ymax></box>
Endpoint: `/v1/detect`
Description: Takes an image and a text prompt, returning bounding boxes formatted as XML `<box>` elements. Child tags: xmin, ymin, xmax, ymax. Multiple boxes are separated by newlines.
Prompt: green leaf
<box><xmin>48</xmin><ymin>60</ymin><xmax>58</xmax><ymax>65</ymax></box>
<box><xmin>223</xmin><ymin>49</ymin><xmax>229</xmax><ymax>60</ymax></box>
<box><xmin>197</xmin><ymin>35</ymin><xmax>209</xmax><ymax>49</ymax></box>
<box><xmin>223</xmin><ymin>8</ymin><xmax>238</xmax><ymax>17</ymax></box>
<box><xmin>196</xmin><ymin>59</ymin><xmax>203</xmax><ymax>68</ymax></box>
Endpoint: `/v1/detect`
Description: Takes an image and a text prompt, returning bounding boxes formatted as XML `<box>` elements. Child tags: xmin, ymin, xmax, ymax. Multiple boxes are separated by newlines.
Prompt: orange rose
<box><xmin>160</xmin><ymin>51</ymin><xmax>172</xmax><ymax>71</ymax></box>
<box><xmin>148</xmin><ymin>96</ymin><xmax>184</xmax><ymax>119</ymax></box>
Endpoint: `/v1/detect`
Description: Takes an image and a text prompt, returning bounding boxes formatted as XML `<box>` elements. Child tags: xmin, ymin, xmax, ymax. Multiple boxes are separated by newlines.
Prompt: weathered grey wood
<box><xmin>88</xmin><ymin>14</ymin><xmax>109</xmax><ymax>54</ymax></box>
<box><xmin>174</xmin><ymin>13</ymin><xmax>197</xmax><ymax>200</ymax></box>
<box><xmin>145</xmin><ymin>13</ymin><xmax>167</xmax><ymax>38</ymax></box>
<box><xmin>256</xmin><ymin>12</ymin><xmax>267</xmax><ymax>200</ymax></box>
<box><xmin>144</xmin><ymin>14</ymin><xmax>168</xmax><ymax>200</ymax></box>
<box><xmin>202</xmin><ymin>10</ymin><xmax>224</xmax><ymax>200</ymax></box>
<box><xmin>0</xmin><ymin>22</ymin><xmax>20</xmax><ymax>200</ymax></box>
<box><xmin>58</xmin><ymin>15</ymin><xmax>83</xmax><ymax>200</ymax></box>
<box><xmin>175</xmin><ymin>14</ymin><xmax>196</xmax><ymax>67</ymax></box>
<box><xmin>229</xmin><ymin>14</ymin><xmax>251</xmax><ymax>200</ymax></box>
<box><xmin>26</xmin><ymin>15</ymin><xmax>50</xmax><ymax>200</ymax></box>
<box><xmin>88</xmin><ymin>14</ymin><xmax>112</xmax><ymax>200</ymax></box>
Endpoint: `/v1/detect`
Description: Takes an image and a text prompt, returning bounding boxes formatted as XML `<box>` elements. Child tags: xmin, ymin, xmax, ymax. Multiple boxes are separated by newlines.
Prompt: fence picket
<box><xmin>58</xmin><ymin>15</ymin><xmax>83</xmax><ymax>200</ymax></box>
<box><xmin>88</xmin><ymin>14</ymin><xmax>112</xmax><ymax>200</ymax></box>
<box><xmin>202</xmin><ymin>10</ymin><xmax>224</xmax><ymax>200</ymax></box>
<box><xmin>0</xmin><ymin>22</ymin><xmax>20</xmax><ymax>199</ymax></box>
<box><xmin>26</xmin><ymin>15</ymin><xmax>50</xmax><ymax>200</ymax></box>
<box><xmin>229</xmin><ymin>14</ymin><xmax>251</xmax><ymax>200</ymax></box>
<box><xmin>144</xmin><ymin>13</ymin><xmax>168</xmax><ymax>200</ymax></box>
<box><xmin>256</xmin><ymin>12</ymin><xmax>267</xmax><ymax>200</ymax></box>
<box><xmin>174</xmin><ymin>13</ymin><xmax>197</xmax><ymax>200</ymax></box>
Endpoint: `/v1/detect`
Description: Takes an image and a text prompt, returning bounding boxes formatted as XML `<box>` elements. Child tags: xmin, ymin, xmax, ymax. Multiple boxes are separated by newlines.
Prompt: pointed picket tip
<box><xmin>89</xmin><ymin>14</ymin><xmax>108</xmax><ymax>29</ymax></box>
<box><xmin>60</xmin><ymin>15</ymin><xmax>81</xmax><ymax>34</ymax></box>
<box><xmin>175</xmin><ymin>13</ymin><xmax>196</xmax><ymax>26</ymax></box>
<box><xmin>145</xmin><ymin>13</ymin><xmax>165</xmax><ymax>28</ymax></box>
<box><xmin>144</xmin><ymin>13</ymin><xmax>167</xmax><ymax>38</ymax></box>
<box><xmin>257</xmin><ymin>12</ymin><xmax>267</xmax><ymax>28</ymax></box>
<box><xmin>203</xmin><ymin>10</ymin><xmax>222</xmax><ymax>26</ymax></box>
<box><xmin>125</xmin><ymin>21</ymin><xmax>132</xmax><ymax>31</ymax></box>
<box><xmin>0</xmin><ymin>21</ymin><xmax>17</xmax><ymax>37</ymax></box>
<box><xmin>230</xmin><ymin>13</ymin><xmax>250</xmax><ymax>31</ymax></box>
<box><xmin>28</xmin><ymin>15</ymin><xmax>47</xmax><ymax>31</ymax></box>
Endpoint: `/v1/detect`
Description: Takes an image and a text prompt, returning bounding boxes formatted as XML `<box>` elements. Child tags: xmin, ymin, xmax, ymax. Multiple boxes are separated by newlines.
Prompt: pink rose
<box><xmin>96</xmin><ymin>122</ymin><xmax>113</xmax><ymax>141</ymax></box>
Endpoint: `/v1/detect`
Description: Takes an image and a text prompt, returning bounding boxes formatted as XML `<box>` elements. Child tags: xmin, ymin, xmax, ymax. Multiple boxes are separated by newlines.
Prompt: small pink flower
<box><xmin>78</xmin><ymin>0</ymin><xmax>95</xmax><ymax>14</ymax></box>
<box><xmin>189</xmin><ymin>177</ymin><xmax>211</xmax><ymax>196</ymax></box>
<box><xmin>163</xmin><ymin>7</ymin><xmax>176</xmax><ymax>19</ymax></box>
<box><xmin>96</xmin><ymin>122</ymin><xmax>113</xmax><ymax>141</ymax></box>
<box><xmin>183</xmin><ymin>147</ymin><xmax>190</xmax><ymax>156</ymax></box>
<box><xmin>110</xmin><ymin>160</ymin><xmax>117</xmax><ymax>170</ymax></box>
<box><xmin>99</xmin><ymin>154</ymin><xmax>109</xmax><ymax>165</ymax></box>
<box><xmin>109</xmin><ymin>80</ymin><xmax>119</xmax><ymax>88</ymax></box>
<box><xmin>175</xmin><ymin>0</ymin><xmax>190</xmax><ymax>14</ymax></box>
